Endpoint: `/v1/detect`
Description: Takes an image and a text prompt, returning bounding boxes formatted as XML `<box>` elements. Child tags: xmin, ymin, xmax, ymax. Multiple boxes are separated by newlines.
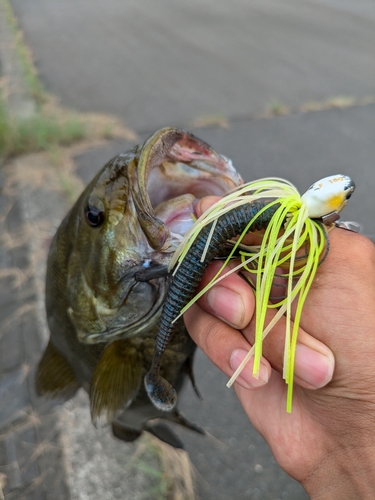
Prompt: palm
<box><xmin>235</xmin><ymin>372</ymin><xmax>329</xmax><ymax>481</ymax></box>
<box><xmin>236</xmin><ymin>229</ymin><xmax>375</xmax><ymax>482</ymax></box>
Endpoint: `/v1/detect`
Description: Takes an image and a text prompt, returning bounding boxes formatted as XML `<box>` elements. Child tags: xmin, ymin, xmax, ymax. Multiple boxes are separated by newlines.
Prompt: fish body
<box><xmin>36</xmin><ymin>128</ymin><xmax>242</xmax><ymax>444</ymax></box>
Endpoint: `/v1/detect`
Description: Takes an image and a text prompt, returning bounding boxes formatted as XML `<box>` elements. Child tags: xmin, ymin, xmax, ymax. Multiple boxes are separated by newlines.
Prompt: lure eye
<box><xmin>345</xmin><ymin>191</ymin><xmax>352</xmax><ymax>201</ymax></box>
<box><xmin>85</xmin><ymin>205</ymin><xmax>105</xmax><ymax>227</ymax></box>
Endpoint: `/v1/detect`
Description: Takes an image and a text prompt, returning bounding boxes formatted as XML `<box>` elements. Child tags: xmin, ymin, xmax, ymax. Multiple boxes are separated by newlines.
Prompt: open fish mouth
<box><xmin>133</xmin><ymin>128</ymin><xmax>243</xmax><ymax>253</ymax></box>
<box><xmin>150</xmin><ymin>161</ymin><xmax>242</xmax><ymax>247</ymax></box>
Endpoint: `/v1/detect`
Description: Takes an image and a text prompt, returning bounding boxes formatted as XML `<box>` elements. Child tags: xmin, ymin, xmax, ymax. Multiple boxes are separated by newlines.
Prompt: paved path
<box><xmin>0</xmin><ymin>161</ymin><xmax>71</xmax><ymax>500</ymax></box>
<box><xmin>10</xmin><ymin>0</ymin><xmax>375</xmax><ymax>131</ymax></box>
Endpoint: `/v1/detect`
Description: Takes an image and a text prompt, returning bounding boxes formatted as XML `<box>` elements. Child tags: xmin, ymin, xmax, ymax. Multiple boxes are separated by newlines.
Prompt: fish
<box><xmin>36</xmin><ymin>127</ymin><xmax>243</xmax><ymax>447</ymax></box>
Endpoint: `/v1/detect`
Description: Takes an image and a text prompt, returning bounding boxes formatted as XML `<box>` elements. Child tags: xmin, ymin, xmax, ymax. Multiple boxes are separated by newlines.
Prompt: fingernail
<box><xmin>207</xmin><ymin>286</ymin><xmax>245</xmax><ymax>328</ymax></box>
<box><xmin>230</xmin><ymin>349</ymin><xmax>269</xmax><ymax>389</ymax></box>
<box><xmin>294</xmin><ymin>344</ymin><xmax>334</xmax><ymax>388</ymax></box>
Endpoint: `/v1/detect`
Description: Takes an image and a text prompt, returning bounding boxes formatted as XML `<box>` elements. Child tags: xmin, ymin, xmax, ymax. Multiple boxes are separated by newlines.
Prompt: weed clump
<box><xmin>0</xmin><ymin>94</ymin><xmax>88</xmax><ymax>158</ymax></box>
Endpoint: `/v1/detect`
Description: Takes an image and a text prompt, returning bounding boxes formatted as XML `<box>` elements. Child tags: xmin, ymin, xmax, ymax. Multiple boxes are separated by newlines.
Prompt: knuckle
<box><xmin>349</xmin><ymin>234</ymin><xmax>375</xmax><ymax>269</ymax></box>
<box><xmin>200</xmin><ymin>316</ymin><xmax>226</xmax><ymax>352</ymax></box>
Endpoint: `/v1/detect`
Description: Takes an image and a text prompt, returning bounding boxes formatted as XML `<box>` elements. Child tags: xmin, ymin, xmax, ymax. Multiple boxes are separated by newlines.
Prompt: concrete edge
<box><xmin>0</xmin><ymin>1</ymin><xmax>73</xmax><ymax>497</ymax></box>
<box><xmin>0</xmin><ymin>0</ymin><xmax>36</xmax><ymax>119</ymax></box>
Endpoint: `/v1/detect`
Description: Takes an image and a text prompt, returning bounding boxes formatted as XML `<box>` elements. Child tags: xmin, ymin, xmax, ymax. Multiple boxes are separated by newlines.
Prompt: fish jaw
<box><xmin>133</xmin><ymin>128</ymin><xmax>243</xmax><ymax>251</ymax></box>
<box><xmin>74</xmin><ymin>274</ymin><xmax>169</xmax><ymax>345</ymax></box>
<box><xmin>167</xmin><ymin>131</ymin><xmax>242</xmax><ymax>187</ymax></box>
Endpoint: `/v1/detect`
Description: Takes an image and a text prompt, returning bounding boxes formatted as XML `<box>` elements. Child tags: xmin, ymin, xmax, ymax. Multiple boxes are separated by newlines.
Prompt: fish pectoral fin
<box><xmin>111</xmin><ymin>423</ymin><xmax>143</xmax><ymax>443</ymax></box>
<box><xmin>145</xmin><ymin>423</ymin><xmax>184</xmax><ymax>449</ymax></box>
<box><xmin>35</xmin><ymin>340</ymin><xmax>80</xmax><ymax>402</ymax></box>
<box><xmin>90</xmin><ymin>340</ymin><xmax>142</xmax><ymax>428</ymax></box>
<box><xmin>165</xmin><ymin>408</ymin><xmax>205</xmax><ymax>436</ymax></box>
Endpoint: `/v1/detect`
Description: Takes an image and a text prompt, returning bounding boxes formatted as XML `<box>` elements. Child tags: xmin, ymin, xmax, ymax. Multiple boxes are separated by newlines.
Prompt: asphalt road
<box><xmin>10</xmin><ymin>0</ymin><xmax>375</xmax><ymax>131</ymax></box>
<box><xmin>6</xmin><ymin>0</ymin><xmax>375</xmax><ymax>498</ymax></box>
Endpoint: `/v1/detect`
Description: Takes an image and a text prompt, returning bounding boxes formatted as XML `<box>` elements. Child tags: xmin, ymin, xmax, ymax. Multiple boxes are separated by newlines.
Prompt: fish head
<box><xmin>61</xmin><ymin>128</ymin><xmax>243</xmax><ymax>344</ymax></box>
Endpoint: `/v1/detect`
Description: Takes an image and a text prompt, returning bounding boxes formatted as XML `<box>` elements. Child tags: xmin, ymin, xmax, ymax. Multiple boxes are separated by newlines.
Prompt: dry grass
<box><xmin>300</xmin><ymin>95</ymin><xmax>375</xmax><ymax>113</ymax></box>
<box><xmin>0</xmin><ymin>91</ymin><xmax>137</xmax><ymax>158</ymax></box>
<box><xmin>190</xmin><ymin>114</ymin><xmax>230</xmax><ymax>129</ymax></box>
<box><xmin>1</xmin><ymin>1</ymin><xmax>196</xmax><ymax>497</ymax></box>
<box><xmin>2</xmin><ymin>150</ymin><xmax>198</xmax><ymax>499</ymax></box>
<box><xmin>267</xmin><ymin>99</ymin><xmax>290</xmax><ymax>116</ymax></box>
<box><xmin>128</xmin><ymin>433</ymin><xmax>196</xmax><ymax>500</ymax></box>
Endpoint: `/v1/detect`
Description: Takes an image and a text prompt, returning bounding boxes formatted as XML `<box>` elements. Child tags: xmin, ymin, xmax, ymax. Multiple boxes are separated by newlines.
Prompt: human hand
<box><xmin>184</xmin><ymin>196</ymin><xmax>375</xmax><ymax>499</ymax></box>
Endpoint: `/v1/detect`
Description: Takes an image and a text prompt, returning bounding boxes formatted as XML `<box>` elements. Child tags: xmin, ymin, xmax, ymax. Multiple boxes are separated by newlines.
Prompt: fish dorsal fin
<box><xmin>90</xmin><ymin>340</ymin><xmax>142</xmax><ymax>427</ymax></box>
<box><xmin>35</xmin><ymin>340</ymin><xmax>80</xmax><ymax>401</ymax></box>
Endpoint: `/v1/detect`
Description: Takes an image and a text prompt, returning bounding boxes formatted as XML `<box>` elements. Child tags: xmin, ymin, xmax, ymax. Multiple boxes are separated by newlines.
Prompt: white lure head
<box><xmin>301</xmin><ymin>174</ymin><xmax>355</xmax><ymax>219</ymax></box>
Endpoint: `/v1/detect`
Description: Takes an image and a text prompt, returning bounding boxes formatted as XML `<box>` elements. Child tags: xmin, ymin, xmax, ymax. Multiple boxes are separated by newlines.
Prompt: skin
<box><xmin>184</xmin><ymin>196</ymin><xmax>375</xmax><ymax>499</ymax></box>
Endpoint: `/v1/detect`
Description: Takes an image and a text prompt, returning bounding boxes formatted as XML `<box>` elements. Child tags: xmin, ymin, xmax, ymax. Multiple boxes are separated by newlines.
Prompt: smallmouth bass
<box><xmin>36</xmin><ymin>128</ymin><xmax>243</xmax><ymax>445</ymax></box>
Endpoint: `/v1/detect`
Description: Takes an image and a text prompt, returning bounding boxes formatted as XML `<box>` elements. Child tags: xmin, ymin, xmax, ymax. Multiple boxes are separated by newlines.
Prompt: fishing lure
<box><xmin>145</xmin><ymin>175</ymin><xmax>355</xmax><ymax>412</ymax></box>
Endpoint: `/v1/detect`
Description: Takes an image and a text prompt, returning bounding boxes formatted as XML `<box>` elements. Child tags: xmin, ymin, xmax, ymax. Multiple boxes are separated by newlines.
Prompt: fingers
<box><xmin>196</xmin><ymin>196</ymin><xmax>221</xmax><ymax>216</ymax></box>
<box><xmin>242</xmin><ymin>308</ymin><xmax>335</xmax><ymax>389</ymax></box>
<box><xmin>194</xmin><ymin>260</ymin><xmax>255</xmax><ymax>329</ymax></box>
<box><xmin>190</xmin><ymin>195</ymin><xmax>337</xmax><ymax>392</ymax></box>
<box><xmin>184</xmin><ymin>304</ymin><xmax>272</xmax><ymax>390</ymax></box>
<box><xmin>186</xmin><ymin>260</ymin><xmax>334</xmax><ymax>390</ymax></box>
<box><xmin>184</xmin><ymin>259</ymin><xmax>271</xmax><ymax>390</ymax></box>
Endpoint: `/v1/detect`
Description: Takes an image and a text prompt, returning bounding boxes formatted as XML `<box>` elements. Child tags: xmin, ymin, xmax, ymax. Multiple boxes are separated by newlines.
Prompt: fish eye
<box><xmin>84</xmin><ymin>205</ymin><xmax>105</xmax><ymax>227</ymax></box>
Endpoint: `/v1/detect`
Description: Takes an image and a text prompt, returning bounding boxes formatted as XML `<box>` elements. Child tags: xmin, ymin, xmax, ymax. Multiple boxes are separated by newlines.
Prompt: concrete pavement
<box><xmin>9</xmin><ymin>0</ymin><xmax>375</xmax><ymax>131</ymax></box>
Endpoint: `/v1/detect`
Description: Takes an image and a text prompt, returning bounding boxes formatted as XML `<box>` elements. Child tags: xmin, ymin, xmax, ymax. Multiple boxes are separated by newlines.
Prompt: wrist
<box><xmin>303</xmin><ymin>444</ymin><xmax>375</xmax><ymax>499</ymax></box>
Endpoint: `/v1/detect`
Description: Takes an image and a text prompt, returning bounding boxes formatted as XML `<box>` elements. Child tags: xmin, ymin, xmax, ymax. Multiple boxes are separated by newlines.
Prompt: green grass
<box><xmin>268</xmin><ymin>99</ymin><xmax>289</xmax><ymax>116</ymax></box>
<box><xmin>0</xmin><ymin>94</ymin><xmax>87</xmax><ymax>157</ymax></box>
<box><xmin>0</xmin><ymin>0</ymin><xmax>133</xmax><ymax>158</ymax></box>
<box><xmin>0</xmin><ymin>0</ymin><xmax>90</xmax><ymax>158</ymax></box>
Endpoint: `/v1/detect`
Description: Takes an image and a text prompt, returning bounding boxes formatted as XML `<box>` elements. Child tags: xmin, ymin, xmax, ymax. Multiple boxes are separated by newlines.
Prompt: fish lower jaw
<box><xmin>77</xmin><ymin>330</ymin><xmax>107</xmax><ymax>344</ymax></box>
<box><xmin>159</xmin><ymin>233</ymin><xmax>184</xmax><ymax>253</ymax></box>
<box><xmin>76</xmin><ymin>310</ymin><xmax>163</xmax><ymax>345</ymax></box>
